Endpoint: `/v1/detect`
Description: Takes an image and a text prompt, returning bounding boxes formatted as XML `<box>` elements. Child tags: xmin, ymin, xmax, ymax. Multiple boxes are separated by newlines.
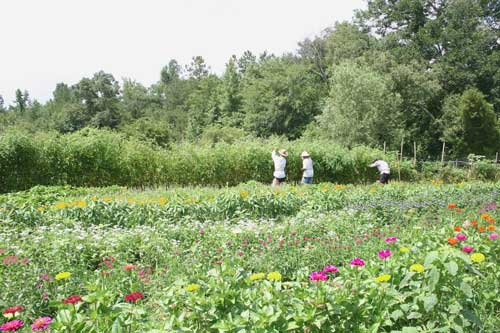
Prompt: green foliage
<box><xmin>318</xmin><ymin>61</ymin><xmax>403</xmax><ymax>147</ymax></box>
<box><xmin>1</xmin><ymin>182</ymin><xmax>499</xmax><ymax>331</ymax></box>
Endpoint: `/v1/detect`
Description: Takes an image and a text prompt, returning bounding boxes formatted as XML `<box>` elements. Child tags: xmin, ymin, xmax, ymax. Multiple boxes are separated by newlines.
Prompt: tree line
<box><xmin>0</xmin><ymin>0</ymin><xmax>499</xmax><ymax>159</ymax></box>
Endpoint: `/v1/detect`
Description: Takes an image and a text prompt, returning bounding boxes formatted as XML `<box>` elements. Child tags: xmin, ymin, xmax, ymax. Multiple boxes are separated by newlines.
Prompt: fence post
<box><xmin>383</xmin><ymin>141</ymin><xmax>386</xmax><ymax>154</ymax></box>
<box><xmin>397</xmin><ymin>152</ymin><xmax>401</xmax><ymax>182</ymax></box>
<box><xmin>413</xmin><ymin>141</ymin><xmax>416</xmax><ymax>168</ymax></box>
<box><xmin>496</xmin><ymin>152</ymin><xmax>498</xmax><ymax>164</ymax></box>
<box><xmin>441</xmin><ymin>141</ymin><xmax>446</xmax><ymax>166</ymax></box>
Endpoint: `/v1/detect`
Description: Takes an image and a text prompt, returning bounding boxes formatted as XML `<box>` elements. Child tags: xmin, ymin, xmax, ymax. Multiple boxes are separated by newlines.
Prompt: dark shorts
<box><xmin>275</xmin><ymin>177</ymin><xmax>286</xmax><ymax>184</ymax></box>
<box><xmin>379</xmin><ymin>173</ymin><xmax>390</xmax><ymax>184</ymax></box>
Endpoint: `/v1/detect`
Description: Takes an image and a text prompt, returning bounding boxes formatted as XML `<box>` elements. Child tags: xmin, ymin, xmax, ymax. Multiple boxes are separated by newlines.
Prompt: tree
<box><xmin>461</xmin><ymin>88</ymin><xmax>500</xmax><ymax>156</ymax></box>
<box><xmin>218</xmin><ymin>56</ymin><xmax>243</xmax><ymax>126</ymax></box>
<box><xmin>317</xmin><ymin>61</ymin><xmax>403</xmax><ymax>147</ymax></box>
<box><xmin>72</xmin><ymin>71</ymin><xmax>121</xmax><ymax>129</ymax></box>
<box><xmin>240</xmin><ymin>56</ymin><xmax>323</xmax><ymax>138</ymax></box>
<box><xmin>440</xmin><ymin>88</ymin><xmax>500</xmax><ymax>157</ymax></box>
<box><xmin>186</xmin><ymin>56</ymin><xmax>209</xmax><ymax>80</ymax></box>
<box><xmin>161</xmin><ymin>59</ymin><xmax>182</xmax><ymax>85</ymax></box>
<box><xmin>0</xmin><ymin>95</ymin><xmax>5</xmax><ymax>112</ymax></box>
<box><xmin>15</xmin><ymin>89</ymin><xmax>29</xmax><ymax>113</ymax></box>
<box><xmin>53</xmin><ymin>83</ymin><xmax>73</xmax><ymax>105</ymax></box>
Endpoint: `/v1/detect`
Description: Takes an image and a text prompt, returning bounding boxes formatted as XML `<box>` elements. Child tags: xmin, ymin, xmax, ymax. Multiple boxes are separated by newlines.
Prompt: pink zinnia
<box><xmin>378</xmin><ymin>249</ymin><xmax>392</xmax><ymax>260</ymax></box>
<box><xmin>0</xmin><ymin>320</ymin><xmax>24</xmax><ymax>332</ymax></box>
<box><xmin>456</xmin><ymin>234</ymin><xmax>467</xmax><ymax>241</ymax></box>
<box><xmin>490</xmin><ymin>233</ymin><xmax>498</xmax><ymax>240</ymax></box>
<box><xmin>323</xmin><ymin>265</ymin><xmax>339</xmax><ymax>273</ymax></box>
<box><xmin>31</xmin><ymin>317</ymin><xmax>52</xmax><ymax>331</ymax></box>
<box><xmin>350</xmin><ymin>258</ymin><xmax>365</xmax><ymax>266</ymax></box>
<box><xmin>123</xmin><ymin>264</ymin><xmax>136</xmax><ymax>271</ymax></box>
<box><xmin>462</xmin><ymin>246</ymin><xmax>474</xmax><ymax>253</ymax></box>
<box><xmin>385</xmin><ymin>237</ymin><xmax>397</xmax><ymax>243</ymax></box>
<box><xmin>309</xmin><ymin>271</ymin><xmax>328</xmax><ymax>281</ymax></box>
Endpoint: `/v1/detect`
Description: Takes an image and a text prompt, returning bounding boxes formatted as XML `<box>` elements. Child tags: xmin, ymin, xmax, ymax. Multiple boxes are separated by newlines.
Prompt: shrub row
<box><xmin>0</xmin><ymin>129</ymin><xmax>499</xmax><ymax>192</ymax></box>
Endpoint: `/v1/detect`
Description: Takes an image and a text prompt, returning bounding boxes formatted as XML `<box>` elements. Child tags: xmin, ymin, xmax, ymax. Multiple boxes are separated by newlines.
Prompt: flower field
<box><xmin>0</xmin><ymin>182</ymin><xmax>499</xmax><ymax>332</ymax></box>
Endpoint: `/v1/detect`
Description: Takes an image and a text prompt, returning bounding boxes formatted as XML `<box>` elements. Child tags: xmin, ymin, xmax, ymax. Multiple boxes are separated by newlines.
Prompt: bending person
<box><xmin>369</xmin><ymin>158</ymin><xmax>390</xmax><ymax>184</ymax></box>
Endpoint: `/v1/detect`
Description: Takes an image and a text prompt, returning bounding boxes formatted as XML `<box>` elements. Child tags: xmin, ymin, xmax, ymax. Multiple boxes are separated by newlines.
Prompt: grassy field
<box><xmin>1</xmin><ymin>182</ymin><xmax>499</xmax><ymax>332</ymax></box>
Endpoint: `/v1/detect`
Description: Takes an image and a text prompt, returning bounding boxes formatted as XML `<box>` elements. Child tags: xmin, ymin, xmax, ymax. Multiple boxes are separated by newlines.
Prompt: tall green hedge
<box><xmin>0</xmin><ymin>129</ymin><xmax>496</xmax><ymax>193</ymax></box>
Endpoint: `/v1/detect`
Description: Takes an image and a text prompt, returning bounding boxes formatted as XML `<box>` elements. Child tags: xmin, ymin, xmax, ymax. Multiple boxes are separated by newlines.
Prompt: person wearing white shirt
<box><xmin>369</xmin><ymin>158</ymin><xmax>390</xmax><ymax>184</ymax></box>
<box><xmin>271</xmin><ymin>149</ymin><xmax>288</xmax><ymax>186</ymax></box>
<box><xmin>300</xmin><ymin>151</ymin><xmax>314</xmax><ymax>184</ymax></box>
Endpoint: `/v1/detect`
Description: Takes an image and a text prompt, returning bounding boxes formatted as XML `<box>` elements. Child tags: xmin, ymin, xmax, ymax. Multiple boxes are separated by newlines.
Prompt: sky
<box><xmin>0</xmin><ymin>0</ymin><xmax>366</xmax><ymax>105</ymax></box>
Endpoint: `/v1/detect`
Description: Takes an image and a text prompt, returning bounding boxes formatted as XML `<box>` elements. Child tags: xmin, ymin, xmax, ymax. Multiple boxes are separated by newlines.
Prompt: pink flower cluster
<box><xmin>385</xmin><ymin>237</ymin><xmax>397</xmax><ymax>243</ymax></box>
<box><xmin>378</xmin><ymin>249</ymin><xmax>392</xmax><ymax>260</ymax></box>
<box><xmin>309</xmin><ymin>265</ymin><xmax>339</xmax><ymax>281</ymax></box>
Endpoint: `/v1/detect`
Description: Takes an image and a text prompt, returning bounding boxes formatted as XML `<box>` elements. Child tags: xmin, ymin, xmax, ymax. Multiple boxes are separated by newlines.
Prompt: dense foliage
<box><xmin>0</xmin><ymin>0</ymin><xmax>498</xmax><ymax>158</ymax></box>
<box><xmin>1</xmin><ymin>182</ymin><xmax>499</xmax><ymax>332</ymax></box>
<box><xmin>3</xmin><ymin>128</ymin><xmax>500</xmax><ymax>192</ymax></box>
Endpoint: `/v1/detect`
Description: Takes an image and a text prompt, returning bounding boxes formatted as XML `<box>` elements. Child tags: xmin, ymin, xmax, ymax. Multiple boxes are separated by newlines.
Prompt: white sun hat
<box><xmin>301</xmin><ymin>151</ymin><xmax>310</xmax><ymax>157</ymax></box>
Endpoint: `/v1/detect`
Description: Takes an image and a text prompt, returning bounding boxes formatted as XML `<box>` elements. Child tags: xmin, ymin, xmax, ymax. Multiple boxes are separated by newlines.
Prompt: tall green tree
<box><xmin>317</xmin><ymin>61</ymin><xmax>403</xmax><ymax>147</ymax></box>
<box><xmin>240</xmin><ymin>56</ymin><xmax>323</xmax><ymax>138</ymax></box>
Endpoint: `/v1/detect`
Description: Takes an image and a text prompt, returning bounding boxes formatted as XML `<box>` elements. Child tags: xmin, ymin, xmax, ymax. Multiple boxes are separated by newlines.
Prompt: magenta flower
<box><xmin>456</xmin><ymin>234</ymin><xmax>467</xmax><ymax>241</ymax></box>
<box><xmin>0</xmin><ymin>320</ymin><xmax>24</xmax><ymax>332</ymax></box>
<box><xmin>489</xmin><ymin>233</ymin><xmax>498</xmax><ymax>240</ymax></box>
<box><xmin>350</xmin><ymin>258</ymin><xmax>365</xmax><ymax>267</ymax></box>
<box><xmin>309</xmin><ymin>271</ymin><xmax>328</xmax><ymax>281</ymax></box>
<box><xmin>462</xmin><ymin>246</ymin><xmax>474</xmax><ymax>253</ymax></box>
<box><xmin>378</xmin><ymin>249</ymin><xmax>392</xmax><ymax>260</ymax></box>
<box><xmin>323</xmin><ymin>265</ymin><xmax>339</xmax><ymax>273</ymax></box>
<box><xmin>385</xmin><ymin>237</ymin><xmax>397</xmax><ymax>243</ymax></box>
<box><xmin>31</xmin><ymin>317</ymin><xmax>52</xmax><ymax>331</ymax></box>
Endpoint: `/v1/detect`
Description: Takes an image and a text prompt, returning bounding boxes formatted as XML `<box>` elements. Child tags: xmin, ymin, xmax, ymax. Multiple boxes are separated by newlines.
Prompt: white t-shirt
<box><xmin>272</xmin><ymin>151</ymin><xmax>286</xmax><ymax>178</ymax></box>
<box><xmin>370</xmin><ymin>160</ymin><xmax>390</xmax><ymax>174</ymax></box>
<box><xmin>302</xmin><ymin>158</ymin><xmax>313</xmax><ymax>177</ymax></box>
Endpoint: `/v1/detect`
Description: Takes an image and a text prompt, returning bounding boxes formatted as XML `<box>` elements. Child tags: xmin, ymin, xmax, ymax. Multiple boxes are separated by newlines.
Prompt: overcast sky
<box><xmin>0</xmin><ymin>0</ymin><xmax>366</xmax><ymax>105</ymax></box>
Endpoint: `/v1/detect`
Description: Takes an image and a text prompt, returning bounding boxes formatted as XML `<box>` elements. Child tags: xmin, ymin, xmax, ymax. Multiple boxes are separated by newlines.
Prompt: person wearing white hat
<box><xmin>300</xmin><ymin>151</ymin><xmax>314</xmax><ymax>184</ymax></box>
<box><xmin>271</xmin><ymin>149</ymin><xmax>288</xmax><ymax>186</ymax></box>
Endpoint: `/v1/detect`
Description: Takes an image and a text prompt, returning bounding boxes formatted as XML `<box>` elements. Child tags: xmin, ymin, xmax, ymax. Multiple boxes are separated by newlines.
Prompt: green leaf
<box><xmin>423</xmin><ymin>294</ymin><xmax>438</xmax><ymax>312</ymax></box>
<box><xmin>460</xmin><ymin>281</ymin><xmax>473</xmax><ymax>298</ymax></box>
<box><xmin>390</xmin><ymin>309</ymin><xmax>404</xmax><ymax>321</ymax></box>
<box><xmin>424</xmin><ymin>251</ymin><xmax>439</xmax><ymax>267</ymax></box>
<box><xmin>407</xmin><ymin>312</ymin><xmax>422</xmax><ymax>320</ymax></box>
<box><xmin>402</xmin><ymin>327</ymin><xmax>419</xmax><ymax>333</ymax></box>
<box><xmin>444</xmin><ymin>261</ymin><xmax>458</xmax><ymax>276</ymax></box>
<box><xmin>286</xmin><ymin>322</ymin><xmax>300</xmax><ymax>331</ymax></box>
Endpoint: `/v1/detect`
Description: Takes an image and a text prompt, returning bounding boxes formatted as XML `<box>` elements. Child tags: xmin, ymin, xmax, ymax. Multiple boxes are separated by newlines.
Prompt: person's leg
<box><xmin>272</xmin><ymin>178</ymin><xmax>279</xmax><ymax>187</ymax></box>
<box><xmin>302</xmin><ymin>177</ymin><xmax>313</xmax><ymax>184</ymax></box>
<box><xmin>380</xmin><ymin>173</ymin><xmax>389</xmax><ymax>184</ymax></box>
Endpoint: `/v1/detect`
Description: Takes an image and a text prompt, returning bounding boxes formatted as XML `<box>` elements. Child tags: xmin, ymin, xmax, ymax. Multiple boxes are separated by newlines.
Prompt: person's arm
<box><xmin>272</xmin><ymin>150</ymin><xmax>278</xmax><ymax>162</ymax></box>
<box><xmin>369</xmin><ymin>162</ymin><xmax>377</xmax><ymax>168</ymax></box>
<box><xmin>301</xmin><ymin>159</ymin><xmax>306</xmax><ymax>171</ymax></box>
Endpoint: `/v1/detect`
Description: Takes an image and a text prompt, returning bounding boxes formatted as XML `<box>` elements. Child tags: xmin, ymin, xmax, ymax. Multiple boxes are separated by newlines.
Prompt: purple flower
<box><xmin>350</xmin><ymin>258</ymin><xmax>365</xmax><ymax>267</ymax></box>
<box><xmin>309</xmin><ymin>271</ymin><xmax>328</xmax><ymax>281</ymax></box>
<box><xmin>378</xmin><ymin>249</ymin><xmax>392</xmax><ymax>260</ymax></box>
<box><xmin>323</xmin><ymin>265</ymin><xmax>339</xmax><ymax>273</ymax></box>
<box><xmin>31</xmin><ymin>317</ymin><xmax>52</xmax><ymax>331</ymax></box>
<box><xmin>489</xmin><ymin>233</ymin><xmax>498</xmax><ymax>240</ymax></box>
<box><xmin>385</xmin><ymin>237</ymin><xmax>397</xmax><ymax>243</ymax></box>
<box><xmin>456</xmin><ymin>234</ymin><xmax>467</xmax><ymax>241</ymax></box>
<box><xmin>462</xmin><ymin>246</ymin><xmax>474</xmax><ymax>253</ymax></box>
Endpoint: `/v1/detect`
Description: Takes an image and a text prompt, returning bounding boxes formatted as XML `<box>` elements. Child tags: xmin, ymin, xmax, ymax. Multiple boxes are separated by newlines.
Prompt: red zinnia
<box><xmin>448</xmin><ymin>237</ymin><xmax>458</xmax><ymax>245</ymax></box>
<box><xmin>124</xmin><ymin>292</ymin><xmax>144</xmax><ymax>303</ymax></box>
<box><xmin>454</xmin><ymin>226</ymin><xmax>461</xmax><ymax>232</ymax></box>
<box><xmin>448</xmin><ymin>203</ymin><xmax>457</xmax><ymax>209</ymax></box>
<box><xmin>123</xmin><ymin>264</ymin><xmax>136</xmax><ymax>271</ymax></box>
<box><xmin>3</xmin><ymin>306</ymin><xmax>23</xmax><ymax>315</ymax></box>
<box><xmin>63</xmin><ymin>295</ymin><xmax>83</xmax><ymax>304</ymax></box>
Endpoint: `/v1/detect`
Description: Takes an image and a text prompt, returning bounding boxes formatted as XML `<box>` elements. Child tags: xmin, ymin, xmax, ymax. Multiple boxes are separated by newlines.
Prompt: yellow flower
<box><xmin>250</xmin><ymin>273</ymin><xmax>265</xmax><ymax>281</ymax></box>
<box><xmin>375</xmin><ymin>274</ymin><xmax>391</xmax><ymax>283</ymax></box>
<box><xmin>76</xmin><ymin>200</ymin><xmax>86</xmax><ymax>208</ymax></box>
<box><xmin>409</xmin><ymin>264</ymin><xmax>424</xmax><ymax>273</ymax></box>
<box><xmin>185</xmin><ymin>284</ymin><xmax>201</xmax><ymax>292</ymax></box>
<box><xmin>37</xmin><ymin>207</ymin><xmax>44</xmax><ymax>212</ymax></box>
<box><xmin>471</xmin><ymin>253</ymin><xmax>485</xmax><ymax>263</ymax></box>
<box><xmin>158</xmin><ymin>197</ymin><xmax>167</xmax><ymax>205</ymax></box>
<box><xmin>55</xmin><ymin>271</ymin><xmax>71</xmax><ymax>280</ymax></box>
<box><xmin>370</xmin><ymin>187</ymin><xmax>376</xmax><ymax>193</ymax></box>
<box><xmin>267</xmin><ymin>271</ymin><xmax>282</xmax><ymax>282</ymax></box>
<box><xmin>54</xmin><ymin>202</ymin><xmax>66</xmax><ymax>209</ymax></box>
<box><xmin>102</xmin><ymin>196</ymin><xmax>112</xmax><ymax>203</ymax></box>
<box><xmin>399</xmin><ymin>247</ymin><xmax>410</xmax><ymax>253</ymax></box>
<box><xmin>239</xmin><ymin>190</ymin><xmax>249</xmax><ymax>199</ymax></box>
